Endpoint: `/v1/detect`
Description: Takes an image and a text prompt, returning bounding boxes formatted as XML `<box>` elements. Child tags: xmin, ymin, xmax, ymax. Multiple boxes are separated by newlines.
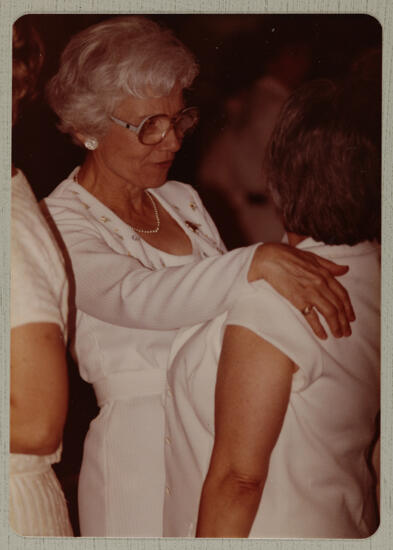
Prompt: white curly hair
<box><xmin>47</xmin><ymin>16</ymin><xmax>199</xmax><ymax>145</ymax></box>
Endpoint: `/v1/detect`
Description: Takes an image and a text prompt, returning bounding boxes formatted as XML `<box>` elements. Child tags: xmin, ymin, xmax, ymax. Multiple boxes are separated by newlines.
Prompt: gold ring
<box><xmin>302</xmin><ymin>305</ymin><xmax>313</xmax><ymax>316</ymax></box>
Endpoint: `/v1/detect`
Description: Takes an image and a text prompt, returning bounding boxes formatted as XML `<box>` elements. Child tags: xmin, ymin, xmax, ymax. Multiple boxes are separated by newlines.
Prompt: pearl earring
<box><xmin>84</xmin><ymin>138</ymin><xmax>98</xmax><ymax>151</ymax></box>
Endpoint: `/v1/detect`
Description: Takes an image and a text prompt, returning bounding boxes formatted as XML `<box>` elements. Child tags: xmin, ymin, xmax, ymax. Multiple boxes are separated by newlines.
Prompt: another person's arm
<box><xmin>11</xmin><ymin>176</ymin><xmax>70</xmax><ymax>456</ymax></box>
<box><xmin>196</xmin><ymin>324</ymin><xmax>294</xmax><ymax>537</ymax></box>
<box><xmin>10</xmin><ymin>323</ymin><xmax>69</xmax><ymax>455</ymax></box>
<box><xmin>46</xmin><ymin>197</ymin><xmax>354</xmax><ymax>338</ymax></box>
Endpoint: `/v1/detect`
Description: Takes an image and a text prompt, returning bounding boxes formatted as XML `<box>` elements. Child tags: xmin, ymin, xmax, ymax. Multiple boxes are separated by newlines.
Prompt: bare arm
<box><xmin>196</xmin><ymin>324</ymin><xmax>294</xmax><ymax>537</ymax></box>
<box><xmin>10</xmin><ymin>323</ymin><xmax>69</xmax><ymax>455</ymax></box>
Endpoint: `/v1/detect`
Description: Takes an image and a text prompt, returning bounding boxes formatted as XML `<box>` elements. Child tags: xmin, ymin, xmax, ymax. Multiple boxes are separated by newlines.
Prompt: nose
<box><xmin>159</xmin><ymin>125</ymin><xmax>182</xmax><ymax>153</ymax></box>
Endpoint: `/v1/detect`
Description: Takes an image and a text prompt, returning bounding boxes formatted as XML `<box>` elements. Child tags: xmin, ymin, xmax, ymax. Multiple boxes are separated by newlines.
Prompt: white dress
<box><xmin>45</xmin><ymin>167</ymin><xmax>258</xmax><ymax>537</ymax></box>
<box><xmin>10</xmin><ymin>170</ymin><xmax>73</xmax><ymax>536</ymax></box>
<box><xmin>164</xmin><ymin>238</ymin><xmax>380</xmax><ymax>538</ymax></box>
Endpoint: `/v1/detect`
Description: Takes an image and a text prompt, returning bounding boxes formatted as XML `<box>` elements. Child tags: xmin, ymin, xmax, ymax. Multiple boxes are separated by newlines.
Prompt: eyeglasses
<box><xmin>110</xmin><ymin>106</ymin><xmax>199</xmax><ymax>145</ymax></box>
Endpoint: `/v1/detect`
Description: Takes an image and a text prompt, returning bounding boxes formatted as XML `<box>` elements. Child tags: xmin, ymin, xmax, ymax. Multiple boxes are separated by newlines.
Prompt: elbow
<box><xmin>206</xmin><ymin>467</ymin><xmax>267</xmax><ymax>501</ymax></box>
<box><xmin>224</xmin><ymin>470</ymin><xmax>266</xmax><ymax>496</ymax></box>
<box><xmin>16</xmin><ymin>424</ymin><xmax>63</xmax><ymax>456</ymax></box>
<box><xmin>11</xmin><ymin>433</ymin><xmax>62</xmax><ymax>457</ymax></box>
<box><xmin>29</xmin><ymin>424</ymin><xmax>63</xmax><ymax>455</ymax></box>
<box><xmin>197</xmin><ymin>466</ymin><xmax>268</xmax><ymax>537</ymax></box>
<box><xmin>10</xmin><ymin>409</ymin><xmax>65</xmax><ymax>455</ymax></box>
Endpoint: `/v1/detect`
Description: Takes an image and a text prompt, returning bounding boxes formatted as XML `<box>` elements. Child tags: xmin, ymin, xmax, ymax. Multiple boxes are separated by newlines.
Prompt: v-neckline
<box><xmin>69</xmin><ymin>169</ymin><xmax>197</xmax><ymax>257</ymax></box>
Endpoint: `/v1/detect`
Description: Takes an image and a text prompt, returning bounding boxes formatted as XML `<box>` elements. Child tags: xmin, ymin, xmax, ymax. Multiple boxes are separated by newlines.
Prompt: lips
<box><xmin>156</xmin><ymin>160</ymin><xmax>173</xmax><ymax>169</ymax></box>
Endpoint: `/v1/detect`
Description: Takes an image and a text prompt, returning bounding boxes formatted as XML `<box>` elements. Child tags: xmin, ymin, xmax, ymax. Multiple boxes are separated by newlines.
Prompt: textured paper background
<box><xmin>1</xmin><ymin>1</ymin><xmax>391</xmax><ymax>549</ymax></box>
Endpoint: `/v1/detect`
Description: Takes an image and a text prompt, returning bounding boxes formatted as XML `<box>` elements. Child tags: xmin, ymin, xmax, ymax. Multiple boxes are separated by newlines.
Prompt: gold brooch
<box><xmin>185</xmin><ymin>221</ymin><xmax>200</xmax><ymax>232</ymax></box>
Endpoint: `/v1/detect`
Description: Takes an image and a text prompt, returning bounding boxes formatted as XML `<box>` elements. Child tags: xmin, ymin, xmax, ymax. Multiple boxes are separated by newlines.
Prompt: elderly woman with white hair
<box><xmin>44</xmin><ymin>16</ymin><xmax>355</xmax><ymax>536</ymax></box>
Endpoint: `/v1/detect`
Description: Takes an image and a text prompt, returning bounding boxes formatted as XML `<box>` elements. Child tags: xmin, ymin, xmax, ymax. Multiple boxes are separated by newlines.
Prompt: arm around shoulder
<box><xmin>46</xmin><ymin>195</ymin><xmax>259</xmax><ymax>329</ymax></box>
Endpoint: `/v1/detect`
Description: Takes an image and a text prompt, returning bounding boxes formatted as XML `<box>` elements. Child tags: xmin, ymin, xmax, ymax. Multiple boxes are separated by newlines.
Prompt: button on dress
<box><xmin>45</xmin><ymin>168</ymin><xmax>258</xmax><ymax>536</ymax></box>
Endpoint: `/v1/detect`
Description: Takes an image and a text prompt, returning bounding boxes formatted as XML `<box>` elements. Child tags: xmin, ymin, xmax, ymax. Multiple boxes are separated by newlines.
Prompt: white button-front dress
<box><xmin>45</xmin><ymin>167</ymin><xmax>259</xmax><ymax>536</ymax></box>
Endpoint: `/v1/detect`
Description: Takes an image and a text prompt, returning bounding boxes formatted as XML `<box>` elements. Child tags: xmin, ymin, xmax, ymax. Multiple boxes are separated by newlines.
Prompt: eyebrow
<box><xmin>125</xmin><ymin>105</ymin><xmax>186</xmax><ymax>123</ymax></box>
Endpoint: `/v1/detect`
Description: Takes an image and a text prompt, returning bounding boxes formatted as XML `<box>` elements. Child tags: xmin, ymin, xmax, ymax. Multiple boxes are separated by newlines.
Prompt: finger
<box><xmin>289</xmin><ymin>249</ymin><xmax>324</xmax><ymax>271</ymax></box>
<box><xmin>306</xmin><ymin>291</ymin><xmax>344</xmax><ymax>338</ymax></box>
<box><xmin>286</xmin><ymin>286</ymin><xmax>338</xmax><ymax>339</ymax></box>
<box><xmin>327</xmin><ymin>295</ymin><xmax>351</xmax><ymax>337</ymax></box>
<box><xmin>302</xmin><ymin>308</ymin><xmax>328</xmax><ymax>340</ymax></box>
<box><xmin>275</xmin><ymin>269</ymin><xmax>345</xmax><ymax>336</ymax></box>
<box><xmin>325</xmin><ymin>275</ymin><xmax>356</xmax><ymax>323</ymax></box>
<box><xmin>313</xmin><ymin>255</ymin><xmax>349</xmax><ymax>276</ymax></box>
<box><xmin>292</xmin><ymin>253</ymin><xmax>349</xmax><ymax>290</ymax></box>
<box><xmin>311</xmin><ymin>275</ymin><xmax>353</xmax><ymax>336</ymax></box>
<box><xmin>294</xmin><ymin>262</ymin><xmax>355</xmax><ymax>329</ymax></box>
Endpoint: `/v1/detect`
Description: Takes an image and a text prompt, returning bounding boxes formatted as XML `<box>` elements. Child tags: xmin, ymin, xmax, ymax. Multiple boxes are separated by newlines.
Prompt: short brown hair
<box><xmin>266</xmin><ymin>79</ymin><xmax>380</xmax><ymax>245</ymax></box>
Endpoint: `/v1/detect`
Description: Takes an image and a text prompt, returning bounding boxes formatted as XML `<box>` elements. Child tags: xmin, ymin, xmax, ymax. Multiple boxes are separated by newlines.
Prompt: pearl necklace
<box><xmin>129</xmin><ymin>191</ymin><xmax>161</xmax><ymax>234</ymax></box>
<box><xmin>73</xmin><ymin>170</ymin><xmax>160</xmax><ymax>234</ymax></box>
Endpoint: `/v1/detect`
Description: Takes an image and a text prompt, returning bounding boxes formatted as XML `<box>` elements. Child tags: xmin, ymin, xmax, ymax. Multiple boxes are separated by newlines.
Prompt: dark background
<box><xmin>12</xmin><ymin>13</ymin><xmax>382</xmax><ymax>535</ymax></box>
<box><xmin>14</xmin><ymin>14</ymin><xmax>382</xmax><ymax>199</ymax></box>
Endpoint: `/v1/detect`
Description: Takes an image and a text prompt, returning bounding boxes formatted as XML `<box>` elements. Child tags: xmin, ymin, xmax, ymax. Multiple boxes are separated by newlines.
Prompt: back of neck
<box><xmin>287</xmin><ymin>232</ymin><xmax>307</xmax><ymax>247</ymax></box>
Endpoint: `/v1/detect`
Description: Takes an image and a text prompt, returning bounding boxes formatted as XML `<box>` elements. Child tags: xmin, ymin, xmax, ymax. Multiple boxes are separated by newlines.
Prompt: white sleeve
<box><xmin>225</xmin><ymin>281</ymin><xmax>324</xmax><ymax>390</ymax></box>
<box><xmin>11</xmin><ymin>181</ymin><xmax>68</xmax><ymax>334</ymax></box>
<box><xmin>46</xmin><ymin>203</ymin><xmax>259</xmax><ymax>331</ymax></box>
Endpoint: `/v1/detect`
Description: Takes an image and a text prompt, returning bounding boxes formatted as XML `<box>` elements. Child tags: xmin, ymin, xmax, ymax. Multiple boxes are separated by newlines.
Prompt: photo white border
<box><xmin>1</xmin><ymin>1</ymin><xmax>391</xmax><ymax>549</ymax></box>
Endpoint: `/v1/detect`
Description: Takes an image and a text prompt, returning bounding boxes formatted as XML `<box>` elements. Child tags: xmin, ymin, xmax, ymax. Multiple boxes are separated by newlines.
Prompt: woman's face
<box><xmin>91</xmin><ymin>87</ymin><xmax>185</xmax><ymax>191</ymax></box>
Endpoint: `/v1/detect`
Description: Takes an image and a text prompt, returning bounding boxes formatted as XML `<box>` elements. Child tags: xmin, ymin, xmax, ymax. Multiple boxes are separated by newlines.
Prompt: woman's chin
<box><xmin>148</xmin><ymin>164</ymin><xmax>172</xmax><ymax>186</ymax></box>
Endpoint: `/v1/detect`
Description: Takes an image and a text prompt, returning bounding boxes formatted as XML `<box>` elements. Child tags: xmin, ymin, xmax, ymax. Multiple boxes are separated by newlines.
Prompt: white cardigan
<box><xmin>45</xmin><ymin>167</ymin><xmax>259</xmax><ymax>381</ymax></box>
